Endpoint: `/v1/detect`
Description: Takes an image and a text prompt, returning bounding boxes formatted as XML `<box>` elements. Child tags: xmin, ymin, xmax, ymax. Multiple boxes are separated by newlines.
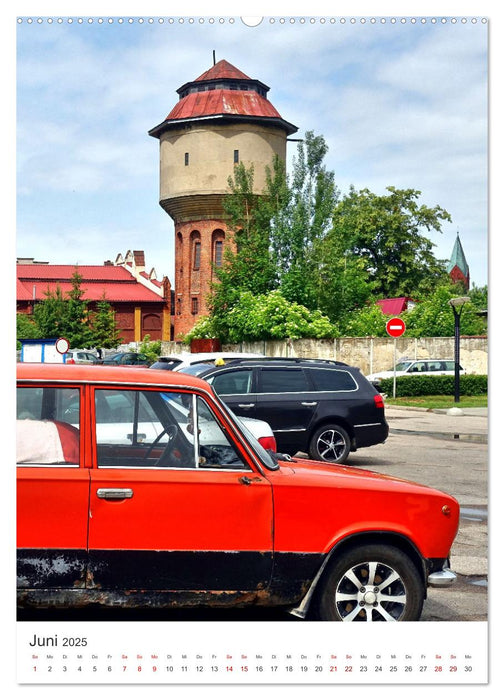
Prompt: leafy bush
<box><xmin>135</xmin><ymin>335</ymin><xmax>162</xmax><ymax>364</ymax></box>
<box><xmin>379</xmin><ymin>374</ymin><xmax>487</xmax><ymax>397</ymax></box>
<box><xmin>184</xmin><ymin>290</ymin><xmax>337</xmax><ymax>344</ymax></box>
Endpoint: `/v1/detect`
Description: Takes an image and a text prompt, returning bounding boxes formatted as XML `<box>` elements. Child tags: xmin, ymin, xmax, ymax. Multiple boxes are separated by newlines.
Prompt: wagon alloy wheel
<box><xmin>309</xmin><ymin>424</ymin><xmax>351</xmax><ymax>463</ymax></box>
<box><xmin>317</xmin><ymin>545</ymin><xmax>424</xmax><ymax>622</ymax></box>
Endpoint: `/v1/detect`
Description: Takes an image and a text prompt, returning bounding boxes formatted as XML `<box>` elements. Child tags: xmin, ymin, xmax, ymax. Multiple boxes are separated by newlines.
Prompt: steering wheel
<box><xmin>145</xmin><ymin>424</ymin><xmax>178</xmax><ymax>459</ymax></box>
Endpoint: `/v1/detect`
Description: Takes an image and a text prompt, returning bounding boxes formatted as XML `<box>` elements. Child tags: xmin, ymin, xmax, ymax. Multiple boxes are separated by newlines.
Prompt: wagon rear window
<box><xmin>309</xmin><ymin>368</ymin><xmax>358</xmax><ymax>392</ymax></box>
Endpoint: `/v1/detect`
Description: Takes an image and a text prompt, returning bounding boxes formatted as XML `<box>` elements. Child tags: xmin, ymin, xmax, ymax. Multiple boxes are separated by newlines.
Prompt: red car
<box><xmin>16</xmin><ymin>363</ymin><xmax>459</xmax><ymax>622</ymax></box>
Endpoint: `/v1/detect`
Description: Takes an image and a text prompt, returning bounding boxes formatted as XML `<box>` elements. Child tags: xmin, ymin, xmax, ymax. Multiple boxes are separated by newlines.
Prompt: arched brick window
<box><xmin>190</xmin><ymin>231</ymin><xmax>201</xmax><ymax>270</ymax></box>
<box><xmin>190</xmin><ymin>231</ymin><xmax>201</xmax><ymax>292</ymax></box>
<box><xmin>212</xmin><ymin>229</ymin><xmax>225</xmax><ymax>268</ymax></box>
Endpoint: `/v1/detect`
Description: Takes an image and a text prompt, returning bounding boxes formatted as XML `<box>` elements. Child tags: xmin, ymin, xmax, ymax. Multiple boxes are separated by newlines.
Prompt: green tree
<box><xmin>33</xmin><ymin>284</ymin><xmax>68</xmax><ymax>338</ymax></box>
<box><xmin>32</xmin><ymin>270</ymin><xmax>121</xmax><ymax>349</ymax></box>
<box><xmin>274</xmin><ymin>131</ymin><xmax>339</xmax><ymax>308</ymax></box>
<box><xmin>88</xmin><ymin>294</ymin><xmax>123</xmax><ymax>351</ymax></box>
<box><xmin>468</xmin><ymin>284</ymin><xmax>488</xmax><ymax>311</ymax></box>
<box><xmin>16</xmin><ymin>313</ymin><xmax>41</xmax><ymax>350</ymax></box>
<box><xmin>64</xmin><ymin>269</ymin><xmax>94</xmax><ymax>348</ymax></box>
<box><xmin>312</xmin><ymin>236</ymin><xmax>377</xmax><ymax>325</ymax></box>
<box><xmin>342</xmin><ymin>303</ymin><xmax>390</xmax><ymax>337</ymax></box>
<box><xmin>328</xmin><ymin>186</ymin><xmax>451</xmax><ymax>299</ymax></box>
<box><xmin>404</xmin><ymin>285</ymin><xmax>487</xmax><ymax>337</ymax></box>
<box><xmin>209</xmin><ymin>158</ymin><xmax>288</xmax><ymax>338</ymax></box>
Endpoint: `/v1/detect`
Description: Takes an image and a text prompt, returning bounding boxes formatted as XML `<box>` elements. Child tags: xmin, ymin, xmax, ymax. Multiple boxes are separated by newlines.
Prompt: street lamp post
<box><xmin>448</xmin><ymin>297</ymin><xmax>470</xmax><ymax>403</ymax></box>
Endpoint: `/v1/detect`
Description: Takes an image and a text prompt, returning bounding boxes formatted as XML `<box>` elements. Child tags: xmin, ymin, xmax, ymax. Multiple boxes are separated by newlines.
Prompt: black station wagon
<box><xmin>181</xmin><ymin>358</ymin><xmax>389</xmax><ymax>463</ymax></box>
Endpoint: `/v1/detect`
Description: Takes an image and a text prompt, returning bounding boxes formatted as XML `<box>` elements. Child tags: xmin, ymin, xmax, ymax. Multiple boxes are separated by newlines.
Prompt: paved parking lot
<box><xmin>344</xmin><ymin>404</ymin><xmax>488</xmax><ymax>621</ymax></box>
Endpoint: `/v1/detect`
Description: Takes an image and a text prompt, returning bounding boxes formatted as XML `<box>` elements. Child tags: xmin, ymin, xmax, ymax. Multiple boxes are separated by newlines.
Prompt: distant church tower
<box><xmin>149</xmin><ymin>59</ymin><xmax>298</xmax><ymax>338</ymax></box>
<box><xmin>447</xmin><ymin>232</ymin><xmax>470</xmax><ymax>290</ymax></box>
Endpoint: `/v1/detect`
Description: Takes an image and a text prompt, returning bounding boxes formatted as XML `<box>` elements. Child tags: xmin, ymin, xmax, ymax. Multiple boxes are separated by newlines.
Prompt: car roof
<box><xmin>210</xmin><ymin>357</ymin><xmax>350</xmax><ymax>366</ymax></box>
<box><xmin>156</xmin><ymin>352</ymin><xmax>264</xmax><ymax>363</ymax></box>
<box><xmin>16</xmin><ymin>362</ymin><xmax>213</xmax><ymax>392</ymax></box>
<box><xmin>183</xmin><ymin>357</ymin><xmax>354</xmax><ymax>373</ymax></box>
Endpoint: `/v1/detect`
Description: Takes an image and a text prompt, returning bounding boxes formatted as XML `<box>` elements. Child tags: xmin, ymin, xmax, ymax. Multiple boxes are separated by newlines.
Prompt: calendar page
<box><xmin>9</xmin><ymin>0</ymin><xmax>495</xmax><ymax>694</ymax></box>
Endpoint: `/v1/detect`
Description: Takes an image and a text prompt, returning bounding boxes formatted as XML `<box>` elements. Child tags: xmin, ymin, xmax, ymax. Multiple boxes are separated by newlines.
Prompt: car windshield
<box><xmin>391</xmin><ymin>361</ymin><xmax>413</xmax><ymax>371</ymax></box>
<box><xmin>180</xmin><ymin>363</ymin><xmax>215</xmax><ymax>377</ymax></box>
<box><xmin>151</xmin><ymin>360</ymin><xmax>183</xmax><ymax>370</ymax></box>
<box><xmin>210</xmin><ymin>396</ymin><xmax>279</xmax><ymax>471</ymax></box>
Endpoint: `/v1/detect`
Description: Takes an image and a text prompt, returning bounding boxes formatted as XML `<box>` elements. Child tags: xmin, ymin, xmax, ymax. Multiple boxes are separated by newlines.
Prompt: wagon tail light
<box><xmin>258</xmin><ymin>436</ymin><xmax>277</xmax><ymax>452</ymax></box>
<box><xmin>374</xmin><ymin>394</ymin><xmax>385</xmax><ymax>409</ymax></box>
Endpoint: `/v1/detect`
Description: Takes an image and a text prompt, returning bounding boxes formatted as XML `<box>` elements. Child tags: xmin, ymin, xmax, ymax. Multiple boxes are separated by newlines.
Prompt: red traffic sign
<box><xmin>386</xmin><ymin>317</ymin><xmax>406</xmax><ymax>338</ymax></box>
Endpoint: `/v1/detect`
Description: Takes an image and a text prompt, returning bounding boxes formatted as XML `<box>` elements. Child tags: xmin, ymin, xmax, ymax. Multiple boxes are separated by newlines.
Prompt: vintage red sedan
<box><xmin>16</xmin><ymin>363</ymin><xmax>459</xmax><ymax>622</ymax></box>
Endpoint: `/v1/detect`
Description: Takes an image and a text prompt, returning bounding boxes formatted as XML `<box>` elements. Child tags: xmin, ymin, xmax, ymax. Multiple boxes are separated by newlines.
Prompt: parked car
<box><xmin>180</xmin><ymin>358</ymin><xmax>388</xmax><ymax>463</ymax></box>
<box><xmin>16</xmin><ymin>362</ymin><xmax>458</xmax><ymax>621</ymax></box>
<box><xmin>151</xmin><ymin>353</ymin><xmax>276</xmax><ymax>452</ymax></box>
<box><xmin>150</xmin><ymin>351</ymin><xmax>264</xmax><ymax>372</ymax></box>
<box><xmin>65</xmin><ymin>350</ymin><xmax>99</xmax><ymax>365</ymax></box>
<box><xmin>101</xmin><ymin>352</ymin><xmax>150</xmax><ymax>366</ymax></box>
<box><xmin>367</xmin><ymin>359</ymin><xmax>466</xmax><ymax>388</ymax></box>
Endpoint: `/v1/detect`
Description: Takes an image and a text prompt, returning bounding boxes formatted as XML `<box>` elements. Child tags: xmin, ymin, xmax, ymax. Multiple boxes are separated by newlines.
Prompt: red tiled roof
<box><xmin>194</xmin><ymin>59</ymin><xmax>251</xmax><ymax>82</ymax></box>
<box><xmin>17</xmin><ymin>265</ymin><xmax>164</xmax><ymax>303</ymax></box>
<box><xmin>166</xmin><ymin>88</ymin><xmax>282</xmax><ymax>121</ymax></box>
<box><xmin>17</xmin><ymin>278</ymin><xmax>34</xmax><ymax>301</ymax></box>
<box><xmin>17</xmin><ymin>264</ymin><xmax>136</xmax><ymax>282</ymax></box>
<box><xmin>376</xmin><ymin>297</ymin><xmax>411</xmax><ymax>315</ymax></box>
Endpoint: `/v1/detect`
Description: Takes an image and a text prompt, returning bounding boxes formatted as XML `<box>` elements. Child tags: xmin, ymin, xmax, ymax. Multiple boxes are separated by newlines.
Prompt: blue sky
<box><xmin>15</xmin><ymin>8</ymin><xmax>489</xmax><ymax>289</ymax></box>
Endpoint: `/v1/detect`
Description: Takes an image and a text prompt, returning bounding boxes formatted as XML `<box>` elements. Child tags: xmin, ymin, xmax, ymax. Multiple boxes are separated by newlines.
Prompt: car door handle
<box><xmin>301</xmin><ymin>401</ymin><xmax>317</xmax><ymax>406</ymax></box>
<box><xmin>239</xmin><ymin>476</ymin><xmax>262</xmax><ymax>485</ymax></box>
<box><xmin>238</xmin><ymin>403</ymin><xmax>255</xmax><ymax>408</ymax></box>
<box><xmin>97</xmin><ymin>488</ymin><xmax>134</xmax><ymax>500</ymax></box>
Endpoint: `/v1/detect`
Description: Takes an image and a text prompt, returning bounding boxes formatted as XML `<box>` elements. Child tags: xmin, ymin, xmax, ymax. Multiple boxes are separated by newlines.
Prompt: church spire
<box><xmin>448</xmin><ymin>232</ymin><xmax>470</xmax><ymax>290</ymax></box>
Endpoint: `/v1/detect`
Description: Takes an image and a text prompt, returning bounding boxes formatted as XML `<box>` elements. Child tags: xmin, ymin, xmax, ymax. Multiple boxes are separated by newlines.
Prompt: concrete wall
<box><xmin>132</xmin><ymin>336</ymin><xmax>488</xmax><ymax>376</ymax></box>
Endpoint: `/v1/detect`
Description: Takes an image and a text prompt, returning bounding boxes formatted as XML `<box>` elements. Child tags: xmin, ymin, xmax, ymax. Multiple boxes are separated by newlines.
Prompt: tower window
<box><xmin>184</xmin><ymin>152</ymin><xmax>189</xmax><ymax>166</ymax></box>
<box><xmin>191</xmin><ymin>297</ymin><xmax>199</xmax><ymax>315</ymax></box>
<box><xmin>214</xmin><ymin>240</ymin><xmax>223</xmax><ymax>268</ymax></box>
<box><xmin>193</xmin><ymin>241</ymin><xmax>201</xmax><ymax>270</ymax></box>
<box><xmin>233</xmin><ymin>150</ymin><xmax>239</xmax><ymax>164</ymax></box>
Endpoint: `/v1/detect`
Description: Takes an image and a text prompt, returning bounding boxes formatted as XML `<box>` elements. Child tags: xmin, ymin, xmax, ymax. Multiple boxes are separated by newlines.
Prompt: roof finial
<box><xmin>213</xmin><ymin>50</ymin><xmax>216</xmax><ymax>66</ymax></box>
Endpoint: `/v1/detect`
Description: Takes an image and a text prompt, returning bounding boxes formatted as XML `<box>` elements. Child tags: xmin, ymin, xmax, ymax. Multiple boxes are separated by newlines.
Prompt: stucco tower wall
<box><xmin>159</xmin><ymin>122</ymin><xmax>288</xmax><ymax>221</ymax></box>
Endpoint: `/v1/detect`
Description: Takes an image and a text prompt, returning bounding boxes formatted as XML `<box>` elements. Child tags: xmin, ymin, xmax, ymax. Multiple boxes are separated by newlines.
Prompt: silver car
<box><xmin>367</xmin><ymin>359</ymin><xmax>465</xmax><ymax>387</ymax></box>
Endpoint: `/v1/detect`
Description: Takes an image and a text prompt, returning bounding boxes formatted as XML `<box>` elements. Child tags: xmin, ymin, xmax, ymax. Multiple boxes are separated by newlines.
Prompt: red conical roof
<box><xmin>194</xmin><ymin>59</ymin><xmax>252</xmax><ymax>82</ymax></box>
<box><xmin>166</xmin><ymin>90</ymin><xmax>283</xmax><ymax>121</ymax></box>
<box><xmin>149</xmin><ymin>59</ymin><xmax>298</xmax><ymax>137</ymax></box>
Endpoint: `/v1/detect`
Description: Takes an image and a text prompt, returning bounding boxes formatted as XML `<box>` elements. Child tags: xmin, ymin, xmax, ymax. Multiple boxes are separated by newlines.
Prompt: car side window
<box><xmin>309</xmin><ymin>368</ymin><xmax>358</xmax><ymax>392</ymax></box>
<box><xmin>94</xmin><ymin>389</ymin><xmax>245</xmax><ymax>470</ymax></box>
<box><xmin>17</xmin><ymin>386</ymin><xmax>80</xmax><ymax>466</ymax></box>
<box><xmin>210</xmin><ymin>370</ymin><xmax>253</xmax><ymax>395</ymax></box>
<box><xmin>258</xmin><ymin>369</ymin><xmax>309</xmax><ymax>393</ymax></box>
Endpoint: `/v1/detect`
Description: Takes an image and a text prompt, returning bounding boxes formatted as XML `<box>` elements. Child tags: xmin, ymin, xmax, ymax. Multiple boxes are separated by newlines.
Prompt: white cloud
<box><xmin>16</xmin><ymin>17</ymin><xmax>488</xmax><ymax>286</ymax></box>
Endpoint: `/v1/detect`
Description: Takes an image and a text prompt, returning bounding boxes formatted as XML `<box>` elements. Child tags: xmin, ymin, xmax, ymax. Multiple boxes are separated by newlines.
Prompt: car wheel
<box><xmin>316</xmin><ymin>544</ymin><xmax>424</xmax><ymax>622</ymax></box>
<box><xmin>309</xmin><ymin>424</ymin><xmax>351</xmax><ymax>463</ymax></box>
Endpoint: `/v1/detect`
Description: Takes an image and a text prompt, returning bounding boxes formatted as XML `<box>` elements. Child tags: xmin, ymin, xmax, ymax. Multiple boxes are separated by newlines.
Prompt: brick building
<box><xmin>149</xmin><ymin>58</ymin><xmax>298</xmax><ymax>338</ymax></box>
<box><xmin>16</xmin><ymin>250</ymin><xmax>172</xmax><ymax>343</ymax></box>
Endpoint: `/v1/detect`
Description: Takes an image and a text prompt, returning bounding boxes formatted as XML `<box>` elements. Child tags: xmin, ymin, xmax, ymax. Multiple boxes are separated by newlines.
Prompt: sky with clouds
<box><xmin>16</xmin><ymin>12</ymin><xmax>488</xmax><ymax>288</ymax></box>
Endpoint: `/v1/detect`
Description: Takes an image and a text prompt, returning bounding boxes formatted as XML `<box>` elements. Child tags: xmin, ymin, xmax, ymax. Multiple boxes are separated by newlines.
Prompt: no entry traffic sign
<box><xmin>386</xmin><ymin>317</ymin><xmax>406</xmax><ymax>338</ymax></box>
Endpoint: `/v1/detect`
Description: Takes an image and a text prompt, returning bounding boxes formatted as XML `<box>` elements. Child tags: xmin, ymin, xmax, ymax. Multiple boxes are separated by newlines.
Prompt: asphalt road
<box><xmin>346</xmin><ymin>405</ymin><xmax>488</xmax><ymax>622</ymax></box>
<box><xmin>18</xmin><ymin>405</ymin><xmax>487</xmax><ymax>623</ymax></box>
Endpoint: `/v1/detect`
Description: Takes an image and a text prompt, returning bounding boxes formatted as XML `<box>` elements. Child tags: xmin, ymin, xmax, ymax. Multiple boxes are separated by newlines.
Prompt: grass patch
<box><xmin>385</xmin><ymin>395</ymin><xmax>488</xmax><ymax>410</ymax></box>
